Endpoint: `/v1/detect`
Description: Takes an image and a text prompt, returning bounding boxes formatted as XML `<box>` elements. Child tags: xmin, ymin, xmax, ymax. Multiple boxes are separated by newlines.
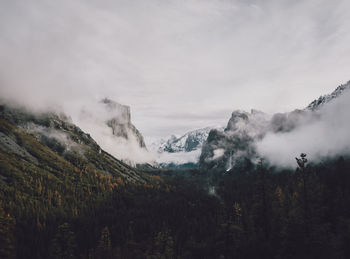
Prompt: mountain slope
<box><xmin>307</xmin><ymin>80</ymin><xmax>350</xmax><ymax>110</ymax></box>
<box><xmin>0</xmin><ymin>104</ymin><xmax>147</xmax><ymax>183</ymax></box>
<box><xmin>0</xmin><ymin>104</ymin><xmax>163</xmax><ymax>259</ymax></box>
<box><xmin>199</xmin><ymin>80</ymin><xmax>350</xmax><ymax>171</ymax></box>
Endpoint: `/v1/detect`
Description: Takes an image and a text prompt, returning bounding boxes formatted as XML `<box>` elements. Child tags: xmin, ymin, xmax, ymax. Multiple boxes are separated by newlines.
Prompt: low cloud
<box><xmin>1</xmin><ymin>0</ymin><xmax>350</xmax><ymax>140</ymax></box>
<box><xmin>155</xmin><ymin>149</ymin><xmax>201</xmax><ymax>165</ymax></box>
<box><xmin>256</xmin><ymin>89</ymin><xmax>350</xmax><ymax>168</ymax></box>
<box><xmin>75</xmin><ymin>100</ymin><xmax>155</xmax><ymax>165</ymax></box>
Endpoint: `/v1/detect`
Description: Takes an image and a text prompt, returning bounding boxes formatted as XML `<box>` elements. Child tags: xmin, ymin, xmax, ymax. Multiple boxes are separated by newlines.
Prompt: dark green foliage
<box><xmin>2</xmin><ymin>112</ymin><xmax>350</xmax><ymax>258</ymax></box>
<box><xmin>48</xmin><ymin>223</ymin><xmax>77</xmax><ymax>259</ymax></box>
<box><xmin>2</xmin><ymin>153</ymin><xmax>350</xmax><ymax>259</ymax></box>
<box><xmin>96</xmin><ymin>226</ymin><xmax>112</xmax><ymax>259</ymax></box>
<box><xmin>147</xmin><ymin>227</ymin><xmax>175</xmax><ymax>259</ymax></box>
<box><xmin>0</xmin><ymin>204</ymin><xmax>16</xmax><ymax>259</ymax></box>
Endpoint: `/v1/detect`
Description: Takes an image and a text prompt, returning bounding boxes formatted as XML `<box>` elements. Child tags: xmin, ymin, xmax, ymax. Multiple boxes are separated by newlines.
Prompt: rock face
<box><xmin>102</xmin><ymin>98</ymin><xmax>146</xmax><ymax>149</ymax></box>
<box><xmin>199</xmin><ymin>110</ymin><xmax>269</xmax><ymax>171</ymax></box>
<box><xmin>199</xmin><ymin>80</ymin><xmax>350</xmax><ymax>172</ymax></box>
<box><xmin>307</xmin><ymin>80</ymin><xmax>350</xmax><ymax>111</ymax></box>
<box><xmin>0</xmin><ymin>103</ymin><xmax>147</xmax><ymax>183</ymax></box>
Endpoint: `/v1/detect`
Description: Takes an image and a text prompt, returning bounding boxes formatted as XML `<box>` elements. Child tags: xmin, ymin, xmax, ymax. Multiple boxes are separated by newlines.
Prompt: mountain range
<box><xmin>148</xmin><ymin>80</ymin><xmax>350</xmax><ymax>169</ymax></box>
<box><xmin>150</xmin><ymin>127</ymin><xmax>222</xmax><ymax>168</ymax></box>
<box><xmin>1</xmin><ymin>80</ymin><xmax>350</xmax><ymax>258</ymax></box>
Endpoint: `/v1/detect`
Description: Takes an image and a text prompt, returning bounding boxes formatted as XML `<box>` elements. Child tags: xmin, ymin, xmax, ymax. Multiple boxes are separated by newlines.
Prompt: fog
<box><xmin>256</xmin><ymin>88</ymin><xmax>350</xmax><ymax>168</ymax></box>
<box><xmin>1</xmin><ymin>0</ymin><xmax>350</xmax><ymax>140</ymax></box>
<box><xmin>75</xmin><ymin>99</ymin><xmax>155</xmax><ymax>164</ymax></box>
<box><xmin>1</xmin><ymin>0</ymin><xmax>350</xmax><ymax>165</ymax></box>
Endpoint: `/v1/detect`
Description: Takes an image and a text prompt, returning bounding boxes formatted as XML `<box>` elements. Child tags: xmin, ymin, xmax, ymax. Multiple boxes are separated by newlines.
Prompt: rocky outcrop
<box><xmin>307</xmin><ymin>80</ymin><xmax>350</xmax><ymax>111</ymax></box>
<box><xmin>102</xmin><ymin>98</ymin><xmax>146</xmax><ymax>149</ymax></box>
<box><xmin>199</xmin><ymin>110</ymin><xmax>268</xmax><ymax>171</ymax></box>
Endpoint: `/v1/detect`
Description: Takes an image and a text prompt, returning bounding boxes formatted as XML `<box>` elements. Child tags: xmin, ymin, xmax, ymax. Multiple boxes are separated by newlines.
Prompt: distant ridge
<box><xmin>307</xmin><ymin>80</ymin><xmax>350</xmax><ymax>110</ymax></box>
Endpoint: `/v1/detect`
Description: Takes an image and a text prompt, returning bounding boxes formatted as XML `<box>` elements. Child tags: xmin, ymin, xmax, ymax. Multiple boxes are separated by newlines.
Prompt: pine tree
<box><xmin>148</xmin><ymin>227</ymin><xmax>174</xmax><ymax>259</ymax></box>
<box><xmin>96</xmin><ymin>226</ymin><xmax>112</xmax><ymax>259</ymax></box>
<box><xmin>0</xmin><ymin>205</ymin><xmax>16</xmax><ymax>259</ymax></box>
<box><xmin>48</xmin><ymin>222</ymin><xmax>77</xmax><ymax>259</ymax></box>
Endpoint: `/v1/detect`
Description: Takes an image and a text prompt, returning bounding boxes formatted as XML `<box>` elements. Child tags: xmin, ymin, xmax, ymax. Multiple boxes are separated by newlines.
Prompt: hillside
<box><xmin>0</xmin><ymin>104</ymin><xmax>146</xmax><ymax>183</ymax></box>
<box><xmin>0</xmin><ymin>104</ymin><xmax>156</xmax><ymax>258</ymax></box>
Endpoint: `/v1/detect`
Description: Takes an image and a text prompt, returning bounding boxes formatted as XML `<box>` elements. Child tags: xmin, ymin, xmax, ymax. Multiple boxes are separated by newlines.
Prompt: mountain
<box><xmin>307</xmin><ymin>80</ymin><xmax>350</xmax><ymax>110</ymax></box>
<box><xmin>155</xmin><ymin>127</ymin><xmax>216</xmax><ymax>153</ymax></box>
<box><xmin>199</xmin><ymin>81</ymin><xmax>350</xmax><ymax>172</ymax></box>
<box><xmin>199</xmin><ymin>110</ymin><xmax>270</xmax><ymax>171</ymax></box>
<box><xmin>0</xmin><ymin>103</ymin><xmax>147</xmax><ymax>183</ymax></box>
<box><xmin>150</xmin><ymin>127</ymin><xmax>222</xmax><ymax>168</ymax></box>
<box><xmin>0</xmin><ymin>103</ymin><xmax>165</xmax><ymax>259</ymax></box>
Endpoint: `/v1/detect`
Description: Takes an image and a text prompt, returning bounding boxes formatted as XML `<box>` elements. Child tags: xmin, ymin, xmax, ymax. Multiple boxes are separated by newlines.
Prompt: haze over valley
<box><xmin>1</xmin><ymin>1</ymin><xmax>350</xmax><ymax>258</ymax></box>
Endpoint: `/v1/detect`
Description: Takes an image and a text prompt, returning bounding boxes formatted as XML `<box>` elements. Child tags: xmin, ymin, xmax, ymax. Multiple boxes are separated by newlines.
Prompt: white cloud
<box><xmin>256</xmin><ymin>89</ymin><xmax>350</xmax><ymax>168</ymax></box>
<box><xmin>155</xmin><ymin>149</ymin><xmax>201</xmax><ymax>165</ymax></box>
<box><xmin>0</xmin><ymin>0</ymin><xmax>350</xmax><ymax>140</ymax></box>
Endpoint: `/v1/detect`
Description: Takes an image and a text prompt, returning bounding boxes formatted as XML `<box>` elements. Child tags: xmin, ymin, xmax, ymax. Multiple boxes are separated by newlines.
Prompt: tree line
<box><xmin>1</xmin><ymin>154</ymin><xmax>350</xmax><ymax>258</ymax></box>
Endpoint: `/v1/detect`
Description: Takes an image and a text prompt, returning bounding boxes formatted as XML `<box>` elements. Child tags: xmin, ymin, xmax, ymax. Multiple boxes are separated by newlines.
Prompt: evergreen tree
<box><xmin>0</xmin><ymin>205</ymin><xmax>16</xmax><ymax>259</ymax></box>
<box><xmin>48</xmin><ymin>222</ymin><xmax>77</xmax><ymax>259</ymax></box>
<box><xmin>148</xmin><ymin>227</ymin><xmax>174</xmax><ymax>259</ymax></box>
<box><xmin>96</xmin><ymin>226</ymin><xmax>112</xmax><ymax>259</ymax></box>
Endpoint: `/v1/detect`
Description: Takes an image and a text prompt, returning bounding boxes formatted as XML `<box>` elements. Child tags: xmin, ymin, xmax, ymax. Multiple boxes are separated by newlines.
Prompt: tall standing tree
<box><xmin>48</xmin><ymin>222</ymin><xmax>77</xmax><ymax>259</ymax></box>
<box><xmin>0</xmin><ymin>205</ymin><xmax>16</xmax><ymax>259</ymax></box>
<box><xmin>96</xmin><ymin>226</ymin><xmax>112</xmax><ymax>259</ymax></box>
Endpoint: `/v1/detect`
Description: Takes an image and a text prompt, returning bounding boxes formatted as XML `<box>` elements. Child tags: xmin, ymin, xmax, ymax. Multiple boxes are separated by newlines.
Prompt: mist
<box><xmin>256</xmin><ymin>88</ymin><xmax>350</xmax><ymax>168</ymax></box>
<box><xmin>75</xmin><ymin>100</ymin><xmax>155</xmax><ymax>164</ymax></box>
<box><xmin>1</xmin><ymin>0</ymin><xmax>350</xmax><ymax>140</ymax></box>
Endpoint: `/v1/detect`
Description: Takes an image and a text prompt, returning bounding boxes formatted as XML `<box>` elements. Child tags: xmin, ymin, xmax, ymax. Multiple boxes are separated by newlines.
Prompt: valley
<box><xmin>1</xmin><ymin>81</ymin><xmax>350</xmax><ymax>258</ymax></box>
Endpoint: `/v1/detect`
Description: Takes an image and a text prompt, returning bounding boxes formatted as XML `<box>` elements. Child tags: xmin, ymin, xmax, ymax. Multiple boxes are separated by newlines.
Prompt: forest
<box><xmin>2</xmin><ymin>148</ymin><xmax>350</xmax><ymax>258</ymax></box>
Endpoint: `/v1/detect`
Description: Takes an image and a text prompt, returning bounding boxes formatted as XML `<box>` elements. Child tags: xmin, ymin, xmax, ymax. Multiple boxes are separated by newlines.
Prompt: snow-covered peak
<box><xmin>149</xmin><ymin>126</ymin><xmax>223</xmax><ymax>168</ymax></box>
<box><xmin>154</xmin><ymin>126</ymin><xmax>223</xmax><ymax>154</ymax></box>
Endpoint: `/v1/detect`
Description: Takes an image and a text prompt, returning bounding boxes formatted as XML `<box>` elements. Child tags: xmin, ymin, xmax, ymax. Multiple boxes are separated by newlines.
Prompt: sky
<box><xmin>1</xmin><ymin>0</ymin><xmax>350</xmax><ymax>141</ymax></box>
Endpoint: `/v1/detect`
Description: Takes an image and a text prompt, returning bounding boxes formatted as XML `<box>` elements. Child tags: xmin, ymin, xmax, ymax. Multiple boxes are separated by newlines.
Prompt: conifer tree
<box><xmin>48</xmin><ymin>222</ymin><xmax>77</xmax><ymax>259</ymax></box>
<box><xmin>148</xmin><ymin>227</ymin><xmax>174</xmax><ymax>259</ymax></box>
<box><xmin>0</xmin><ymin>205</ymin><xmax>16</xmax><ymax>259</ymax></box>
<box><xmin>97</xmin><ymin>226</ymin><xmax>112</xmax><ymax>259</ymax></box>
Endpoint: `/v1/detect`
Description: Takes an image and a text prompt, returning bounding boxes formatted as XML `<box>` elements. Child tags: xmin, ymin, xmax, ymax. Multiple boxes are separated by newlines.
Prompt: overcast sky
<box><xmin>1</xmin><ymin>0</ymin><xmax>350</xmax><ymax>140</ymax></box>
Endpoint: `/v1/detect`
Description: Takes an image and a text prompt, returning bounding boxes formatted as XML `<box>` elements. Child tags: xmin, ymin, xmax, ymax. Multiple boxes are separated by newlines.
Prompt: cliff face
<box><xmin>199</xmin><ymin>110</ymin><xmax>269</xmax><ymax>171</ymax></box>
<box><xmin>101</xmin><ymin>98</ymin><xmax>146</xmax><ymax>149</ymax></box>
<box><xmin>0</xmin><ymin>103</ymin><xmax>147</xmax><ymax>183</ymax></box>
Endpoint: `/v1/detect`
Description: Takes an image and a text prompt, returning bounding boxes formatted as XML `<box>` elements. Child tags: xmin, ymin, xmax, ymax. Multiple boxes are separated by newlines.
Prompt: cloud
<box><xmin>155</xmin><ymin>149</ymin><xmax>201</xmax><ymax>165</ymax></box>
<box><xmin>256</xmin><ymin>89</ymin><xmax>350</xmax><ymax>168</ymax></box>
<box><xmin>75</xmin><ymin>100</ymin><xmax>155</xmax><ymax>164</ymax></box>
<box><xmin>0</xmin><ymin>0</ymin><xmax>350</xmax><ymax>141</ymax></box>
